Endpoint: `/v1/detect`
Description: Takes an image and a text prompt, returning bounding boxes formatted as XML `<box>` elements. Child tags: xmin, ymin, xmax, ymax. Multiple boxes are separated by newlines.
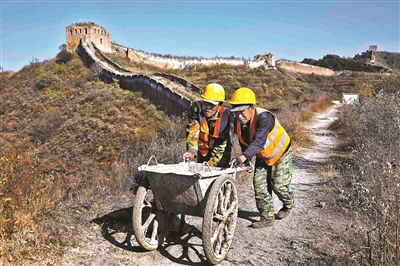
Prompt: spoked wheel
<box><xmin>132</xmin><ymin>186</ymin><xmax>172</xmax><ymax>251</ymax></box>
<box><xmin>202</xmin><ymin>174</ymin><xmax>238</xmax><ymax>265</ymax></box>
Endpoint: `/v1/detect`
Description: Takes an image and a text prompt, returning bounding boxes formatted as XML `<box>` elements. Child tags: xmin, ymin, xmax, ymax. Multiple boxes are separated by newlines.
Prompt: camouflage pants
<box><xmin>253</xmin><ymin>147</ymin><xmax>295</xmax><ymax>220</ymax></box>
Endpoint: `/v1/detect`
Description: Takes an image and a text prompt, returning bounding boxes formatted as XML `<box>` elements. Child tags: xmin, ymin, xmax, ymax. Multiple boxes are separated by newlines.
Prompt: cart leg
<box><xmin>159</xmin><ymin>212</ymin><xmax>175</xmax><ymax>242</ymax></box>
<box><xmin>179</xmin><ymin>214</ymin><xmax>186</xmax><ymax>234</ymax></box>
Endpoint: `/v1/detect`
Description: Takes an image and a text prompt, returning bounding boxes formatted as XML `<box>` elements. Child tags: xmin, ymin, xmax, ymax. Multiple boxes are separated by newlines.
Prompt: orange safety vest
<box><xmin>236</xmin><ymin>107</ymin><xmax>290</xmax><ymax>166</ymax></box>
<box><xmin>197</xmin><ymin>100</ymin><xmax>230</xmax><ymax>157</ymax></box>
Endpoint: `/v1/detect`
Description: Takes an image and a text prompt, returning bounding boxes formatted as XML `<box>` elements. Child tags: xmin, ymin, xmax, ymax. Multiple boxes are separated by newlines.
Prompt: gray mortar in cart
<box><xmin>132</xmin><ymin>156</ymin><xmax>248</xmax><ymax>265</ymax></box>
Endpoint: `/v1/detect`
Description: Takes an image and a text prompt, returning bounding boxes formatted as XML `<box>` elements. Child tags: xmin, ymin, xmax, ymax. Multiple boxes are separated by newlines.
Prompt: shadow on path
<box><xmin>293</xmin><ymin>155</ymin><xmax>326</xmax><ymax>172</ymax></box>
<box><xmin>91</xmin><ymin>207</ymin><xmax>211</xmax><ymax>265</ymax></box>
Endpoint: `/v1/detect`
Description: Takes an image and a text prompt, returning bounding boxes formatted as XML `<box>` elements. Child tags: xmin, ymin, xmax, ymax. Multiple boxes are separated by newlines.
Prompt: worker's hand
<box><xmin>229</xmin><ymin>157</ymin><xmax>243</xmax><ymax>167</ymax></box>
<box><xmin>183</xmin><ymin>152</ymin><xmax>195</xmax><ymax>161</ymax></box>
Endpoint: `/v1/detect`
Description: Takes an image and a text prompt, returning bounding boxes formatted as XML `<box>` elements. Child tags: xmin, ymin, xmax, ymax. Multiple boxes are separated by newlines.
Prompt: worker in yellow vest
<box><xmin>229</xmin><ymin>87</ymin><xmax>295</xmax><ymax>228</ymax></box>
<box><xmin>183</xmin><ymin>83</ymin><xmax>232</xmax><ymax>167</ymax></box>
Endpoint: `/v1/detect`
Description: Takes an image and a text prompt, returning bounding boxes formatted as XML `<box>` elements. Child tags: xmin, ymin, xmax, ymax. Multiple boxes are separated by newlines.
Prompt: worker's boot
<box><xmin>251</xmin><ymin>217</ymin><xmax>274</xmax><ymax>228</ymax></box>
<box><xmin>277</xmin><ymin>207</ymin><xmax>292</xmax><ymax>219</ymax></box>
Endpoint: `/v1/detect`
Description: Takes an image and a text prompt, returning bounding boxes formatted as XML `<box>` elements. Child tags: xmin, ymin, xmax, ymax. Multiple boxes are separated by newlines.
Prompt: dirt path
<box><xmin>56</xmin><ymin>102</ymin><xmax>350</xmax><ymax>266</ymax></box>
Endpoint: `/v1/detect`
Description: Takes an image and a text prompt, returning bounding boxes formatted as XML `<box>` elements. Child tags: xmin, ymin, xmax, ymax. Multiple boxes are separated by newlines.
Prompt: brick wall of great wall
<box><xmin>276</xmin><ymin>60</ymin><xmax>335</xmax><ymax>76</ymax></box>
<box><xmin>76</xmin><ymin>37</ymin><xmax>335</xmax><ymax>118</ymax></box>
<box><xmin>111</xmin><ymin>42</ymin><xmax>334</xmax><ymax>76</ymax></box>
<box><xmin>71</xmin><ymin>22</ymin><xmax>339</xmax><ymax>118</ymax></box>
<box><xmin>67</xmin><ymin>22</ymin><xmax>337</xmax><ymax>77</ymax></box>
<box><xmin>77</xmin><ymin>39</ymin><xmax>192</xmax><ymax>117</ymax></box>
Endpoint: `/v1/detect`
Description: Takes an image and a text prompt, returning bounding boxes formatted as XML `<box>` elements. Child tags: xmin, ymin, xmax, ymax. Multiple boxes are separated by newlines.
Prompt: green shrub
<box><xmin>255</xmin><ymin>65</ymin><xmax>266</xmax><ymax>76</ymax></box>
<box><xmin>304</xmin><ymin>86</ymin><xmax>321</xmax><ymax>95</ymax></box>
<box><xmin>262</xmin><ymin>83</ymin><xmax>268</xmax><ymax>92</ymax></box>
<box><xmin>35</xmin><ymin>69</ymin><xmax>56</xmax><ymax>89</ymax></box>
<box><xmin>55</xmin><ymin>51</ymin><xmax>73</xmax><ymax>64</ymax></box>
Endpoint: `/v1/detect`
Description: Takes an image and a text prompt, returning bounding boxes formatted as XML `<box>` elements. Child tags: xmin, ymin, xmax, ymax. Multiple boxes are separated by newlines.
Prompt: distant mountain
<box><xmin>301</xmin><ymin>51</ymin><xmax>400</xmax><ymax>72</ymax></box>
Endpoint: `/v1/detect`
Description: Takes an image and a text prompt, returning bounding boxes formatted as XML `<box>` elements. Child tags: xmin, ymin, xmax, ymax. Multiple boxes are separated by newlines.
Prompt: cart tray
<box><xmin>138</xmin><ymin>161</ymin><xmax>237</xmax><ymax>216</ymax></box>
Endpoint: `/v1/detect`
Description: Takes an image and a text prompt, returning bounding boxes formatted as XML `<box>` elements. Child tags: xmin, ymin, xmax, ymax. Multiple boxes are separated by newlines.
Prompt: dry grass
<box><xmin>321</xmin><ymin>72</ymin><xmax>400</xmax><ymax>265</ymax></box>
<box><xmin>0</xmin><ymin>52</ymin><xmax>185</xmax><ymax>263</ymax></box>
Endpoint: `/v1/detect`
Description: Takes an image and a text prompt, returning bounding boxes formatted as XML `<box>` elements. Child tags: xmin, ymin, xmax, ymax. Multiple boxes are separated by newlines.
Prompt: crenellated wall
<box><xmin>77</xmin><ymin>38</ymin><xmax>191</xmax><ymax>117</ymax></box>
<box><xmin>69</xmin><ymin>22</ymin><xmax>335</xmax><ymax>76</ymax></box>
<box><xmin>276</xmin><ymin>60</ymin><xmax>335</xmax><ymax>76</ymax></box>
<box><xmin>112</xmin><ymin>42</ymin><xmax>273</xmax><ymax>69</ymax></box>
<box><xmin>112</xmin><ymin>41</ymin><xmax>338</xmax><ymax>75</ymax></box>
<box><xmin>72</xmin><ymin>22</ymin><xmax>338</xmax><ymax>118</ymax></box>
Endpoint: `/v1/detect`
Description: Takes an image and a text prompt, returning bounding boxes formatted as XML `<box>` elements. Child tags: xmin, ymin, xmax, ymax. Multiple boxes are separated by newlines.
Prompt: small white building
<box><xmin>342</xmin><ymin>93</ymin><xmax>360</xmax><ymax>104</ymax></box>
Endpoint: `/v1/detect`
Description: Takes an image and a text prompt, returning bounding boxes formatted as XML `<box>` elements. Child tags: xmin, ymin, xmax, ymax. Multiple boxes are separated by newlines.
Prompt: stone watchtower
<box><xmin>369</xmin><ymin>45</ymin><xmax>378</xmax><ymax>52</ymax></box>
<box><xmin>369</xmin><ymin>45</ymin><xmax>378</xmax><ymax>63</ymax></box>
<box><xmin>66</xmin><ymin>22</ymin><xmax>111</xmax><ymax>53</ymax></box>
<box><xmin>265</xmin><ymin>53</ymin><xmax>275</xmax><ymax>67</ymax></box>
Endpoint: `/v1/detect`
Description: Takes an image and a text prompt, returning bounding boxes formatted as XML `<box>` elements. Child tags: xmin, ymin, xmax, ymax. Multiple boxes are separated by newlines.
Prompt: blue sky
<box><xmin>1</xmin><ymin>0</ymin><xmax>399</xmax><ymax>72</ymax></box>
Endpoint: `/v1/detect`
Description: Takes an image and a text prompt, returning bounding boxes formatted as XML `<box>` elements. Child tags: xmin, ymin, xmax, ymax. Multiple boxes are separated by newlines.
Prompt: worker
<box><xmin>229</xmin><ymin>87</ymin><xmax>295</xmax><ymax>228</ymax></box>
<box><xmin>183</xmin><ymin>83</ymin><xmax>232</xmax><ymax>167</ymax></box>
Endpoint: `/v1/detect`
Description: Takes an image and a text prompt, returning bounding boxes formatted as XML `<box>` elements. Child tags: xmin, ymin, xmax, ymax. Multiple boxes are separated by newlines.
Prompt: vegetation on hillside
<box><xmin>326</xmin><ymin>72</ymin><xmax>400</xmax><ymax>265</ymax></box>
<box><xmin>302</xmin><ymin>51</ymin><xmax>400</xmax><ymax>73</ymax></box>
<box><xmin>375</xmin><ymin>51</ymin><xmax>400</xmax><ymax>71</ymax></box>
<box><xmin>0</xmin><ymin>47</ymin><xmax>396</xmax><ymax>264</ymax></box>
<box><xmin>0</xmin><ymin>52</ymin><xmax>185</xmax><ymax>263</ymax></box>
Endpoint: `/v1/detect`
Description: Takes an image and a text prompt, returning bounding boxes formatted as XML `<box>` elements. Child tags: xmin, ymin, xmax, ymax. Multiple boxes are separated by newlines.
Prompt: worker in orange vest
<box><xmin>183</xmin><ymin>83</ymin><xmax>232</xmax><ymax>167</ymax></box>
<box><xmin>229</xmin><ymin>87</ymin><xmax>295</xmax><ymax>228</ymax></box>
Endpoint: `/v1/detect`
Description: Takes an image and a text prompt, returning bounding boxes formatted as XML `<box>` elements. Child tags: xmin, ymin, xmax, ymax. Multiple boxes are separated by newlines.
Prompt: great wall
<box><xmin>66</xmin><ymin>22</ymin><xmax>337</xmax><ymax>116</ymax></box>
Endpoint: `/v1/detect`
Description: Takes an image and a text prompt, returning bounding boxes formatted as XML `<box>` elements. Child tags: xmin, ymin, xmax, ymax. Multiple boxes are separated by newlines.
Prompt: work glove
<box><xmin>229</xmin><ymin>157</ymin><xmax>242</xmax><ymax>167</ymax></box>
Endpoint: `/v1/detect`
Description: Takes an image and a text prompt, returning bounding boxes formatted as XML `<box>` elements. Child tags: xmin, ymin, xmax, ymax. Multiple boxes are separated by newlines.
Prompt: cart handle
<box><xmin>185</xmin><ymin>160</ymin><xmax>212</xmax><ymax>175</ymax></box>
<box><xmin>146</xmin><ymin>156</ymin><xmax>159</xmax><ymax>166</ymax></box>
<box><xmin>137</xmin><ymin>156</ymin><xmax>159</xmax><ymax>171</ymax></box>
<box><xmin>230</xmin><ymin>162</ymin><xmax>254</xmax><ymax>173</ymax></box>
<box><xmin>201</xmin><ymin>161</ymin><xmax>212</xmax><ymax>172</ymax></box>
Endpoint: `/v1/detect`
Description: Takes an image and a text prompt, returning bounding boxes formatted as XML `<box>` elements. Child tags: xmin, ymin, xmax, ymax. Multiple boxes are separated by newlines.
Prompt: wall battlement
<box><xmin>276</xmin><ymin>60</ymin><xmax>335</xmax><ymax>76</ymax></box>
<box><xmin>67</xmin><ymin>22</ymin><xmax>335</xmax><ymax>76</ymax></box>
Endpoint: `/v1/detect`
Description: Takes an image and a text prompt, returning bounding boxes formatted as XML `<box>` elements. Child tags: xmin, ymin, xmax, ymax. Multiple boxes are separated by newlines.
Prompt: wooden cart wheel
<box><xmin>132</xmin><ymin>186</ymin><xmax>171</xmax><ymax>251</ymax></box>
<box><xmin>202</xmin><ymin>174</ymin><xmax>238</xmax><ymax>265</ymax></box>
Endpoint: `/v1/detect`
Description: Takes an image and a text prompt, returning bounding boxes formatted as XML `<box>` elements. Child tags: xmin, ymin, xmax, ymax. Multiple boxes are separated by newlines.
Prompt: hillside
<box><xmin>0</xmin><ymin>48</ymin><xmax>396</xmax><ymax>264</ymax></box>
<box><xmin>0</xmin><ymin>53</ymin><xmax>186</xmax><ymax>263</ymax></box>
<box><xmin>301</xmin><ymin>50</ymin><xmax>400</xmax><ymax>72</ymax></box>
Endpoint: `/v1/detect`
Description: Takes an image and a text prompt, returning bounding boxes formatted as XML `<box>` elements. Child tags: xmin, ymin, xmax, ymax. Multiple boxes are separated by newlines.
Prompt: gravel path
<box><xmin>55</xmin><ymin>102</ymin><xmax>350</xmax><ymax>266</ymax></box>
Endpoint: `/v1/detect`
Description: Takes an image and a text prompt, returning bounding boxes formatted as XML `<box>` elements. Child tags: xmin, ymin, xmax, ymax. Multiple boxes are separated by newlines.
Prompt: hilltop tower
<box><xmin>369</xmin><ymin>45</ymin><xmax>378</xmax><ymax>63</ymax></box>
<box><xmin>265</xmin><ymin>53</ymin><xmax>275</xmax><ymax>67</ymax></box>
<box><xmin>369</xmin><ymin>45</ymin><xmax>378</xmax><ymax>52</ymax></box>
<box><xmin>66</xmin><ymin>22</ymin><xmax>111</xmax><ymax>53</ymax></box>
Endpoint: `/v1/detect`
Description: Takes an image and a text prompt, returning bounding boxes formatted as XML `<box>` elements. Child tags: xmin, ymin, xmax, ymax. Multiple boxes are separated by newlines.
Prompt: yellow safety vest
<box><xmin>236</xmin><ymin>107</ymin><xmax>290</xmax><ymax>166</ymax></box>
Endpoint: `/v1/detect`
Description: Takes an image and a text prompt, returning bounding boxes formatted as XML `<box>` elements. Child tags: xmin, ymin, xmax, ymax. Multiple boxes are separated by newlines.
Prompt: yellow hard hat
<box><xmin>229</xmin><ymin>87</ymin><xmax>256</xmax><ymax>105</ymax></box>
<box><xmin>201</xmin><ymin>83</ymin><xmax>225</xmax><ymax>103</ymax></box>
